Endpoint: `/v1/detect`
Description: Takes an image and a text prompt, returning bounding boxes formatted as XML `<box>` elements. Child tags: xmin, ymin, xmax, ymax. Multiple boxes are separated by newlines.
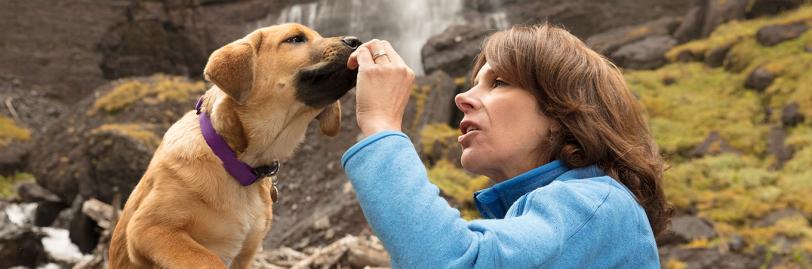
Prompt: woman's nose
<box><xmin>455</xmin><ymin>91</ymin><xmax>477</xmax><ymax>113</ymax></box>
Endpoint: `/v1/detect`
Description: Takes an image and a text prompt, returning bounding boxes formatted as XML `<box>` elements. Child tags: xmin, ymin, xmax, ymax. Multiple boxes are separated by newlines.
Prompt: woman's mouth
<box><xmin>458</xmin><ymin>120</ymin><xmax>482</xmax><ymax>145</ymax></box>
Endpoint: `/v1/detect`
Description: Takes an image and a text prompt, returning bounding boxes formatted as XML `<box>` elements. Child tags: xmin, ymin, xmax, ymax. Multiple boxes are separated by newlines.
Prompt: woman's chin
<box><xmin>459</xmin><ymin>148</ymin><xmax>481</xmax><ymax>174</ymax></box>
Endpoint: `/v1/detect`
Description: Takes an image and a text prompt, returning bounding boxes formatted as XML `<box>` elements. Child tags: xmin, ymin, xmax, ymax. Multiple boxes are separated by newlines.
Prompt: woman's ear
<box><xmin>317</xmin><ymin>101</ymin><xmax>341</xmax><ymax>137</ymax></box>
<box><xmin>203</xmin><ymin>31</ymin><xmax>262</xmax><ymax>104</ymax></box>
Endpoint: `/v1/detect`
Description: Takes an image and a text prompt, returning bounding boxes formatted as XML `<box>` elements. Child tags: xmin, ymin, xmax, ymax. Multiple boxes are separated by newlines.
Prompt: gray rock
<box><xmin>16</xmin><ymin>181</ymin><xmax>60</xmax><ymax>204</ymax></box>
<box><xmin>747</xmin><ymin>0</ymin><xmax>806</xmax><ymax>18</ymax></box>
<box><xmin>673</xmin><ymin>6</ymin><xmax>705</xmax><ymax>43</ymax></box>
<box><xmin>98</xmin><ymin>19</ymin><xmax>209</xmax><ymax>80</ymax></box>
<box><xmin>704</xmin><ymin>43</ymin><xmax>733</xmax><ymax>68</ymax></box>
<box><xmin>701</xmin><ymin>0</ymin><xmax>749</xmax><ymax>37</ymax></box>
<box><xmin>690</xmin><ymin>131</ymin><xmax>739</xmax><ymax>157</ymax></box>
<box><xmin>744</xmin><ymin>67</ymin><xmax>775</xmax><ymax>92</ymax></box>
<box><xmin>421</xmin><ymin>24</ymin><xmax>492</xmax><ymax>78</ymax></box>
<box><xmin>659</xmin><ymin>245</ymin><xmax>762</xmax><ymax>269</ymax></box>
<box><xmin>29</xmin><ymin>76</ymin><xmax>202</xmax><ymax>205</ymax></box>
<box><xmin>402</xmin><ymin>70</ymin><xmax>457</xmax><ymax>141</ymax></box>
<box><xmin>610</xmin><ymin>35</ymin><xmax>677</xmax><ymax>70</ymax></box>
<box><xmin>754</xmin><ymin>208</ymin><xmax>804</xmax><ymax>227</ymax></box>
<box><xmin>767</xmin><ymin>127</ymin><xmax>794</xmax><ymax>168</ymax></box>
<box><xmin>586</xmin><ymin>17</ymin><xmax>680</xmax><ymax>56</ymax></box>
<box><xmin>672</xmin><ymin>0</ymin><xmax>749</xmax><ymax>43</ymax></box>
<box><xmin>781</xmin><ymin>102</ymin><xmax>805</xmax><ymax>127</ymax></box>
<box><xmin>756</xmin><ymin>23</ymin><xmax>809</xmax><ymax>47</ymax></box>
<box><xmin>728</xmin><ymin>234</ymin><xmax>746</xmax><ymax>252</ymax></box>
<box><xmin>670</xmin><ymin>215</ymin><xmax>717</xmax><ymax>243</ymax></box>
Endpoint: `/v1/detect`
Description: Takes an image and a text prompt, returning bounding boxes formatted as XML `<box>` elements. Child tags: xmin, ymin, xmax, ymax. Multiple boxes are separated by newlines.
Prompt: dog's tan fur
<box><xmin>109</xmin><ymin>23</ymin><xmax>356</xmax><ymax>269</ymax></box>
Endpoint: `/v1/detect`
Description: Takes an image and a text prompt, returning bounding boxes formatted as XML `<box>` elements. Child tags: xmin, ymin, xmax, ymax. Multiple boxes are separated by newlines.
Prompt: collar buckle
<box><xmin>252</xmin><ymin>160</ymin><xmax>280</xmax><ymax>178</ymax></box>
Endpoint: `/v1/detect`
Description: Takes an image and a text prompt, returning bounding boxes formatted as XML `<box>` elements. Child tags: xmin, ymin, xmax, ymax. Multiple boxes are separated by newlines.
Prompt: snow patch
<box><xmin>4</xmin><ymin>202</ymin><xmax>36</xmax><ymax>225</ymax></box>
<box><xmin>41</xmin><ymin>227</ymin><xmax>89</xmax><ymax>263</ymax></box>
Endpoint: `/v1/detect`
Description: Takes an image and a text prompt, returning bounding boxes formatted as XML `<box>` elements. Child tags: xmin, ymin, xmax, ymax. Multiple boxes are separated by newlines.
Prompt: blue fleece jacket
<box><xmin>341</xmin><ymin>131</ymin><xmax>660</xmax><ymax>268</ymax></box>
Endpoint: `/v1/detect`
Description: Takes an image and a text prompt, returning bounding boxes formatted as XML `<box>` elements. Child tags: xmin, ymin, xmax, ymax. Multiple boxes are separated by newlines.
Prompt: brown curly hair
<box><xmin>471</xmin><ymin>23</ymin><xmax>673</xmax><ymax>237</ymax></box>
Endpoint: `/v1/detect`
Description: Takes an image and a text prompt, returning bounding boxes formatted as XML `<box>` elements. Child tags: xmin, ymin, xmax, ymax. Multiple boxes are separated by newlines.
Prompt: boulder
<box><xmin>661</xmin><ymin>215</ymin><xmax>717</xmax><ymax>245</ymax></box>
<box><xmin>0</xmin><ymin>75</ymin><xmax>65</xmax><ymax>175</ymax></box>
<box><xmin>672</xmin><ymin>0</ymin><xmax>749</xmax><ymax>42</ymax></box>
<box><xmin>781</xmin><ymin>102</ymin><xmax>805</xmax><ymax>127</ymax></box>
<box><xmin>402</xmin><ymin>71</ymin><xmax>457</xmax><ymax>142</ymax></box>
<box><xmin>28</xmin><ymin>75</ymin><xmax>205</xmax><ymax>205</ymax></box>
<box><xmin>586</xmin><ymin>16</ymin><xmax>680</xmax><ymax>56</ymax></box>
<box><xmin>673</xmin><ymin>6</ymin><xmax>705</xmax><ymax>43</ymax></box>
<box><xmin>701</xmin><ymin>0</ymin><xmax>749</xmax><ymax>37</ymax></box>
<box><xmin>98</xmin><ymin>19</ymin><xmax>210</xmax><ymax>80</ymax></box>
<box><xmin>744</xmin><ymin>67</ymin><xmax>775</xmax><ymax>92</ymax></box>
<box><xmin>610</xmin><ymin>35</ymin><xmax>677</xmax><ymax>70</ymax></box>
<box><xmin>756</xmin><ymin>23</ymin><xmax>809</xmax><ymax>47</ymax></box>
<box><xmin>421</xmin><ymin>24</ymin><xmax>492</xmax><ymax>78</ymax></box>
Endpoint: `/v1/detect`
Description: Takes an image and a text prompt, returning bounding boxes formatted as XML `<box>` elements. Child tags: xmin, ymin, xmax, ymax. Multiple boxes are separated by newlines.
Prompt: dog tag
<box><xmin>271</xmin><ymin>185</ymin><xmax>278</xmax><ymax>203</ymax></box>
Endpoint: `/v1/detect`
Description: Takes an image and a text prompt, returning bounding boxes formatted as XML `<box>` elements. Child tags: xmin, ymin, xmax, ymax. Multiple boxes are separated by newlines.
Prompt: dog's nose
<box><xmin>341</xmin><ymin>36</ymin><xmax>362</xmax><ymax>50</ymax></box>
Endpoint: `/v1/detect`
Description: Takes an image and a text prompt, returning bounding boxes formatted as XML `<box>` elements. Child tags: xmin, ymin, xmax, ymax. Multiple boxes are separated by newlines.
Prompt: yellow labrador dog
<box><xmin>109</xmin><ymin>23</ymin><xmax>360</xmax><ymax>268</ymax></box>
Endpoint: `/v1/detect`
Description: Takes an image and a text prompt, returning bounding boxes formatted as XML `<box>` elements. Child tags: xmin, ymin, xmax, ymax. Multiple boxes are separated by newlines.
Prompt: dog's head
<box><xmin>203</xmin><ymin>23</ymin><xmax>359</xmax><ymax>138</ymax></box>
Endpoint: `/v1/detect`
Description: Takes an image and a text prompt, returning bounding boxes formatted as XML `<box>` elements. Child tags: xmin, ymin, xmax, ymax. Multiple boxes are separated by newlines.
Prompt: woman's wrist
<box><xmin>360</xmin><ymin>120</ymin><xmax>401</xmax><ymax>139</ymax></box>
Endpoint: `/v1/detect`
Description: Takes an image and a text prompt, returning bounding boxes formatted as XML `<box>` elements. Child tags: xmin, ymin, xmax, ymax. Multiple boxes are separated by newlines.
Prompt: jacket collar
<box><xmin>474</xmin><ymin>160</ymin><xmax>569</xmax><ymax>219</ymax></box>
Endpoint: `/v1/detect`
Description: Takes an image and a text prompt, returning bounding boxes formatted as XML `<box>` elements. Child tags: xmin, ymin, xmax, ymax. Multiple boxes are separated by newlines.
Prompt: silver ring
<box><xmin>372</xmin><ymin>50</ymin><xmax>388</xmax><ymax>61</ymax></box>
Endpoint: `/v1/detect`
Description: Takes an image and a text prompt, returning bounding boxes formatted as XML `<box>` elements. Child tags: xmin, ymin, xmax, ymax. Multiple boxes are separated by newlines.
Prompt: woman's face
<box><xmin>455</xmin><ymin>63</ymin><xmax>557</xmax><ymax>182</ymax></box>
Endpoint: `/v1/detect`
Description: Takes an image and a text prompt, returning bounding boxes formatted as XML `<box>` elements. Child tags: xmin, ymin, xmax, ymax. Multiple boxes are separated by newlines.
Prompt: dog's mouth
<box><xmin>294</xmin><ymin>56</ymin><xmax>357</xmax><ymax>108</ymax></box>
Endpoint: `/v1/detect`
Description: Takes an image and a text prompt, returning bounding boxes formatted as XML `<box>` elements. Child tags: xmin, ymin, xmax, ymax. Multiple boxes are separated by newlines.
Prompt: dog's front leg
<box><xmin>230</xmin><ymin>227</ymin><xmax>267</xmax><ymax>269</ymax></box>
<box><xmin>129</xmin><ymin>225</ymin><xmax>227</xmax><ymax>269</ymax></box>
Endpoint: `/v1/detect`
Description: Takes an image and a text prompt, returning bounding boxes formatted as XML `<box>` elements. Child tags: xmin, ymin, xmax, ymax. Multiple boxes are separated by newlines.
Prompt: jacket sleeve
<box><xmin>341</xmin><ymin>131</ymin><xmax>607</xmax><ymax>268</ymax></box>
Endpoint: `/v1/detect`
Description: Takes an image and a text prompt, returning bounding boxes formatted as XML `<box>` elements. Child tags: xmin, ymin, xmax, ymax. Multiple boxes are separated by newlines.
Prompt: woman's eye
<box><xmin>284</xmin><ymin>35</ymin><xmax>307</xmax><ymax>44</ymax></box>
<box><xmin>492</xmin><ymin>79</ymin><xmax>508</xmax><ymax>88</ymax></box>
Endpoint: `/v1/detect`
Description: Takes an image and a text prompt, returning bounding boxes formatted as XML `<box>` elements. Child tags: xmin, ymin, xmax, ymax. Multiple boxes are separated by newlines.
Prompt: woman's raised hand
<box><xmin>347</xmin><ymin>39</ymin><xmax>416</xmax><ymax>138</ymax></box>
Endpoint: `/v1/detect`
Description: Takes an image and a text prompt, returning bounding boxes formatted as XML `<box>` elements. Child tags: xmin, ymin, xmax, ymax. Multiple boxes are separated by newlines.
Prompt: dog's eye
<box><xmin>284</xmin><ymin>35</ymin><xmax>307</xmax><ymax>44</ymax></box>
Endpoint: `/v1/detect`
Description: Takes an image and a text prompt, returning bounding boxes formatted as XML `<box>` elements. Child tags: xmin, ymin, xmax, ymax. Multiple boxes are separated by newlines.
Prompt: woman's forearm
<box><xmin>341</xmin><ymin>131</ymin><xmax>482</xmax><ymax>268</ymax></box>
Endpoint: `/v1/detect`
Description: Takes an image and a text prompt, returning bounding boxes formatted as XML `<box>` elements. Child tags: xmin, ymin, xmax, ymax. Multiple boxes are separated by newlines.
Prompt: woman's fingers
<box><xmin>348</xmin><ymin>40</ymin><xmax>379</xmax><ymax>70</ymax></box>
<box><xmin>355</xmin><ymin>46</ymin><xmax>375</xmax><ymax>67</ymax></box>
<box><xmin>368</xmin><ymin>40</ymin><xmax>405</xmax><ymax>66</ymax></box>
<box><xmin>348</xmin><ymin>39</ymin><xmax>408</xmax><ymax>69</ymax></box>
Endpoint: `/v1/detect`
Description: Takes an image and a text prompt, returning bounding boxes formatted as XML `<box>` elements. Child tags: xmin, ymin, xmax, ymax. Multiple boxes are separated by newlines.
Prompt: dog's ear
<box><xmin>316</xmin><ymin>101</ymin><xmax>341</xmax><ymax>137</ymax></box>
<box><xmin>204</xmin><ymin>31</ymin><xmax>262</xmax><ymax>104</ymax></box>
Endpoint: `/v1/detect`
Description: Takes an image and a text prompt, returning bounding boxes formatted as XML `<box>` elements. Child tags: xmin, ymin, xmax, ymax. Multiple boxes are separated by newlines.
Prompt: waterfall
<box><xmin>257</xmin><ymin>0</ymin><xmax>463</xmax><ymax>75</ymax></box>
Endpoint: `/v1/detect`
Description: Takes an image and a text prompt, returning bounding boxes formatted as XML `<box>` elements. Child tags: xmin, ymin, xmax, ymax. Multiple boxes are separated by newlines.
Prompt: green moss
<box><xmin>427</xmin><ymin>159</ymin><xmax>491</xmax><ymax>208</ymax></box>
<box><xmin>664</xmin><ymin>154</ymin><xmax>781</xmax><ymax>223</ymax></box>
<box><xmin>625</xmin><ymin>63</ymin><xmax>767</xmax><ymax>157</ymax></box>
<box><xmin>666</xmin><ymin>5</ymin><xmax>812</xmax><ymax>62</ymax></box>
<box><xmin>92</xmin><ymin>74</ymin><xmax>205</xmax><ymax>114</ymax></box>
<box><xmin>419</xmin><ymin>123</ymin><xmax>459</xmax><ymax>155</ymax></box>
<box><xmin>91</xmin><ymin>123</ymin><xmax>161</xmax><ymax>149</ymax></box>
<box><xmin>453</xmin><ymin>77</ymin><xmax>467</xmax><ymax>87</ymax></box>
<box><xmin>0</xmin><ymin>172</ymin><xmax>34</xmax><ymax>199</ymax></box>
<box><xmin>0</xmin><ymin>114</ymin><xmax>31</xmax><ymax>147</ymax></box>
<box><xmin>409</xmin><ymin>85</ymin><xmax>431</xmax><ymax>132</ymax></box>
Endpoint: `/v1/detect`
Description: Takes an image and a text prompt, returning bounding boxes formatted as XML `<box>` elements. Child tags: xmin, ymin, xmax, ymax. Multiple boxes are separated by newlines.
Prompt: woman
<box><xmin>343</xmin><ymin>24</ymin><xmax>671</xmax><ymax>268</ymax></box>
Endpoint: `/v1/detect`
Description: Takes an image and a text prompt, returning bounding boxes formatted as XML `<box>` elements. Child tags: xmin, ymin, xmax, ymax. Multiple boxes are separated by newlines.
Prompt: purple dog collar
<box><xmin>195</xmin><ymin>96</ymin><xmax>278</xmax><ymax>186</ymax></box>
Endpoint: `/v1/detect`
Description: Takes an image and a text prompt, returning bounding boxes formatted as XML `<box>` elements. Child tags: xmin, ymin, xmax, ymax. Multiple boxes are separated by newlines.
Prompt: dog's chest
<box><xmin>198</xmin><ymin>185</ymin><xmax>271</xmax><ymax>264</ymax></box>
